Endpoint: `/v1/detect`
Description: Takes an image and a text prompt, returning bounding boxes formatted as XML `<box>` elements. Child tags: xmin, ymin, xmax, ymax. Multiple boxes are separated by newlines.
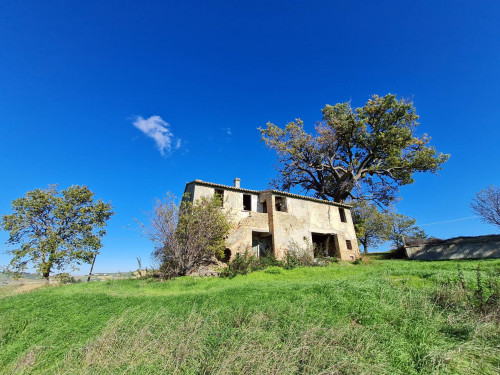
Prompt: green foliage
<box><xmin>177</xmin><ymin>195</ymin><xmax>231</xmax><ymax>260</ymax></box>
<box><xmin>260</xmin><ymin>94</ymin><xmax>449</xmax><ymax>205</ymax></box>
<box><xmin>0</xmin><ymin>259</ymin><xmax>499</xmax><ymax>374</ymax></box>
<box><xmin>220</xmin><ymin>250</ymin><xmax>320</xmax><ymax>278</ymax></box>
<box><xmin>352</xmin><ymin>201</ymin><xmax>392</xmax><ymax>253</ymax></box>
<box><xmin>0</xmin><ymin>185</ymin><xmax>114</xmax><ymax>279</ymax></box>
<box><xmin>146</xmin><ymin>194</ymin><xmax>232</xmax><ymax>277</ymax></box>
<box><xmin>54</xmin><ymin>273</ymin><xmax>81</xmax><ymax>284</ymax></box>
<box><xmin>220</xmin><ymin>251</ymin><xmax>259</xmax><ymax>278</ymax></box>
<box><xmin>389</xmin><ymin>213</ymin><xmax>427</xmax><ymax>248</ymax></box>
<box><xmin>434</xmin><ymin>263</ymin><xmax>500</xmax><ymax>316</ymax></box>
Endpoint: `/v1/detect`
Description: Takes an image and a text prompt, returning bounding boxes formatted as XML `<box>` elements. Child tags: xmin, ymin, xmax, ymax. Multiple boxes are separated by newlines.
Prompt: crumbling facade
<box><xmin>183</xmin><ymin>178</ymin><xmax>360</xmax><ymax>261</ymax></box>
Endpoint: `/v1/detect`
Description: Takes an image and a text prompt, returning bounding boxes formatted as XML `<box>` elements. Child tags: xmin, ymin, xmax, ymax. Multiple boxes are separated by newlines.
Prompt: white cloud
<box><xmin>175</xmin><ymin>139</ymin><xmax>182</xmax><ymax>149</ymax></box>
<box><xmin>222</xmin><ymin>127</ymin><xmax>232</xmax><ymax>135</ymax></box>
<box><xmin>133</xmin><ymin>115</ymin><xmax>176</xmax><ymax>156</ymax></box>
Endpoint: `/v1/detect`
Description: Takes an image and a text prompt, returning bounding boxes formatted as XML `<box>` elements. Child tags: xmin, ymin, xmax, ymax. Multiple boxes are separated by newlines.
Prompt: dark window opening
<box><xmin>339</xmin><ymin>208</ymin><xmax>347</xmax><ymax>223</ymax></box>
<box><xmin>262</xmin><ymin>201</ymin><xmax>267</xmax><ymax>213</ymax></box>
<box><xmin>346</xmin><ymin>240</ymin><xmax>352</xmax><ymax>250</ymax></box>
<box><xmin>223</xmin><ymin>248</ymin><xmax>231</xmax><ymax>263</ymax></box>
<box><xmin>243</xmin><ymin>194</ymin><xmax>252</xmax><ymax>211</ymax></box>
<box><xmin>275</xmin><ymin>196</ymin><xmax>287</xmax><ymax>212</ymax></box>
<box><xmin>214</xmin><ymin>189</ymin><xmax>224</xmax><ymax>207</ymax></box>
<box><xmin>311</xmin><ymin>233</ymin><xmax>338</xmax><ymax>258</ymax></box>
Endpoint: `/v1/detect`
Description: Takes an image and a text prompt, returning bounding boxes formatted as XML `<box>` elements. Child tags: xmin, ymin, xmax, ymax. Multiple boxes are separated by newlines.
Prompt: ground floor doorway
<box><xmin>311</xmin><ymin>233</ymin><xmax>339</xmax><ymax>258</ymax></box>
<box><xmin>252</xmin><ymin>232</ymin><xmax>273</xmax><ymax>257</ymax></box>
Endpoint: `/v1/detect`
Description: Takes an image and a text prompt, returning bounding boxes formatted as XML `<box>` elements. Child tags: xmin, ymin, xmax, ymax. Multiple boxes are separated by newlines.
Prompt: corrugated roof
<box><xmin>185</xmin><ymin>179</ymin><xmax>352</xmax><ymax>209</ymax></box>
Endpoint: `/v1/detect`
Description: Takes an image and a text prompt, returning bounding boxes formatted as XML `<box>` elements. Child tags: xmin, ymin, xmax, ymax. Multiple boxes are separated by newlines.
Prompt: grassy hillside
<box><xmin>1</xmin><ymin>259</ymin><xmax>499</xmax><ymax>374</ymax></box>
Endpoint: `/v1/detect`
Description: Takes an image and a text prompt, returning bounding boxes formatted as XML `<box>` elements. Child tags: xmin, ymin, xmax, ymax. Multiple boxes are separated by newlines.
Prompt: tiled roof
<box><xmin>185</xmin><ymin>180</ymin><xmax>352</xmax><ymax>209</ymax></box>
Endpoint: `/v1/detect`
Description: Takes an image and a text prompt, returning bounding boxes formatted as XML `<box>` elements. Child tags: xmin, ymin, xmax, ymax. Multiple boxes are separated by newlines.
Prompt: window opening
<box><xmin>214</xmin><ymin>189</ymin><xmax>224</xmax><ymax>207</ymax></box>
<box><xmin>262</xmin><ymin>201</ymin><xmax>267</xmax><ymax>213</ymax></box>
<box><xmin>275</xmin><ymin>196</ymin><xmax>287</xmax><ymax>212</ymax></box>
<box><xmin>243</xmin><ymin>194</ymin><xmax>252</xmax><ymax>211</ymax></box>
<box><xmin>339</xmin><ymin>208</ymin><xmax>347</xmax><ymax>222</ymax></box>
<box><xmin>346</xmin><ymin>240</ymin><xmax>352</xmax><ymax>250</ymax></box>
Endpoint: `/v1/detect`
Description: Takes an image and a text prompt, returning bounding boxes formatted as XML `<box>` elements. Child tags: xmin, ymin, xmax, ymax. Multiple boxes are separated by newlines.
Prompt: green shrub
<box><xmin>54</xmin><ymin>273</ymin><xmax>81</xmax><ymax>284</ymax></box>
<box><xmin>220</xmin><ymin>251</ymin><xmax>260</xmax><ymax>278</ymax></box>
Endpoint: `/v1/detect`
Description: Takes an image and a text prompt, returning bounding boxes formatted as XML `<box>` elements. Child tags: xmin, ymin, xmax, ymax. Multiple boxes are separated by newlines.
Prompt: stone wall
<box><xmin>405</xmin><ymin>235</ymin><xmax>500</xmax><ymax>260</ymax></box>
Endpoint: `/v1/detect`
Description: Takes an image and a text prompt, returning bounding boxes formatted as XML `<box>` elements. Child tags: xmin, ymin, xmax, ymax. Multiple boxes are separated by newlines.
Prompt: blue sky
<box><xmin>1</xmin><ymin>1</ymin><xmax>499</xmax><ymax>273</ymax></box>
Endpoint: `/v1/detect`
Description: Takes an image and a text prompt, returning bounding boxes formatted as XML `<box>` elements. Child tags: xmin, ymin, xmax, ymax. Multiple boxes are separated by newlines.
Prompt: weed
<box><xmin>433</xmin><ymin>263</ymin><xmax>500</xmax><ymax>319</ymax></box>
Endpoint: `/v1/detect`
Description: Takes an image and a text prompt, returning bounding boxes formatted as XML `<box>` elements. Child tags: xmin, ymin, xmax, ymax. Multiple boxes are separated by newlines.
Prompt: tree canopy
<box><xmin>389</xmin><ymin>213</ymin><xmax>427</xmax><ymax>248</ymax></box>
<box><xmin>1</xmin><ymin>185</ymin><xmax>114</xmax><ymax>279</ymax></box>
<box><xmin>352</xmin><ymin>201</ymin><xmax>392</xmax><ymax>254</ymax></box>
<box><xmin>260</xmin><ymin>94</ymin><xmax>449</xmax><ymax>206</ymax></box>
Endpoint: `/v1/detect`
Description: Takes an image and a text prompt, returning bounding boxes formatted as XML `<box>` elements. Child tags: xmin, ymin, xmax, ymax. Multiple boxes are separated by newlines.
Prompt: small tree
<box><xmin>470</xmin><ymin>185</ymin><xmax>500</xmax><ymax>230</ymax></box>
<box><xmin>1</xmin><ymin>185</ymin><xmax>114</xmax><ymax>280</ymax></box>
<box><xmin>352</xmin><ymin>201</ymin><xmax>392</xmax><ymax>254</ymax></box>
<box><xmin>144</xmin><ymin>194</ymin><xmax>232</xmax><ymax>277</ymax></box>
<box><xmin>389</xmin><ymin>213</ymin><xmax>426</xmax><ymax>248</ymax></box>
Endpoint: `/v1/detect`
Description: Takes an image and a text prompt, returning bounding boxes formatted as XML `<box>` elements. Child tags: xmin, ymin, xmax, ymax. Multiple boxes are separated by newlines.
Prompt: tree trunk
<box><xmin>41</xmin><ymin>261</ymin><xmax>51</xmax><ymax>282</ymax></box>
<box><xmin>87</xmin><ymin>254</ymin><xmax>97</xmax><ymax>282</ymax></box>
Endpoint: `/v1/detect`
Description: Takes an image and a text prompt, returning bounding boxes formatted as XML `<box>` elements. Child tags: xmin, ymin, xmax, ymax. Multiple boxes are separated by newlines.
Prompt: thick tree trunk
<box><xmin>361</xmin><ymin>241</ymin><xmax>368</xmax><ymax>254</ymax></box>
<box><xmin>41</xmin><ymin>261</ymin><xmax>51</xmax><ymax>282</ymax></box>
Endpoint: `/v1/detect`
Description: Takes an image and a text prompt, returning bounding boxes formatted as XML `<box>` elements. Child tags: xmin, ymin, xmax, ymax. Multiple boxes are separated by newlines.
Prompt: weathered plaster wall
<box><xmin>187</xmin><ymin>182</ymin><xmax>360</xmax><ymax>261</ymax></box>
<box><xmin>272</xmin><ymin>196</ymin><xmax>360</xmax><ymax>260</ymax></box>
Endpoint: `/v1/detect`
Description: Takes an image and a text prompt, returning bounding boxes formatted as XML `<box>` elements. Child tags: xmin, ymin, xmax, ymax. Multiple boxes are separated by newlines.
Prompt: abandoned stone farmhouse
<box><xmin>183</xmin><ymin>178</ymin><xmax>360</xmax><ymax>261</ymax></box>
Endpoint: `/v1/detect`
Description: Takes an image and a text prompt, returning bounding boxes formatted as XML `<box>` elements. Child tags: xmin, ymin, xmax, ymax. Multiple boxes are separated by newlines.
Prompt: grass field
<box><xmin>0</xmin><ymin>258</ymin><xmax>499</xmax><ymax>374</ymax></box>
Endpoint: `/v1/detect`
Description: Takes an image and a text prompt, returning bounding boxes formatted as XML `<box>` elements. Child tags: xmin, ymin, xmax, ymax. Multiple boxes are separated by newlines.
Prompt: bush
<box><xmin>220</xmin><ymin>249</ymin><xmax>328</xmax><ymax>278</ymax></box>
<box><xmin>54</xmin><ymin>273</ymin><xmax>81</xmax><ymax>284</ymax></box>
<box><xmin>142</xmin><ymin>194</ymin><xmax>232</xmax><ymax>278</ymax></box>
<box><xmin>220</xmin><ymin>251</ymin><xmax>261</xmax><ymax>278</ymax></box>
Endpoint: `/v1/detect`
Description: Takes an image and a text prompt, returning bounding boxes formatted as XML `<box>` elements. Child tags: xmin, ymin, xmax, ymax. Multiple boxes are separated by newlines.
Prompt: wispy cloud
<box><xmin>133</xmin><ymin>115</ymin><xmax>177</xmax><ymax>156</ymax></box>
<box><xmin>222</xmin><ymin>127</ymin><xmax>232</xmax><ymax>135</ymax></box>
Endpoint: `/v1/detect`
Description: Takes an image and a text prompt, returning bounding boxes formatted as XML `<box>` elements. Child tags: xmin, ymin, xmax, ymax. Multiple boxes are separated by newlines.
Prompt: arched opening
<box><xmin>223</xmin><ymin>248</ymin><xmax>232</xmax><ymax>263</ymax></box>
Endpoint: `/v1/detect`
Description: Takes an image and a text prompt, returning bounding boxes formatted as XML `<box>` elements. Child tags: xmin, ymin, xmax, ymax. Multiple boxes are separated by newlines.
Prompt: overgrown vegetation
<box><xmin>141</xmin><ymin>194</ymin><xmax>232</xmax><ymax>278</ymax></box>
<box><xmin>1</xmin><ymin>259</ymin><xmax>498</xmax><ymax>374</ymax></box>
<box><xmin>220</xmin><ymin>250</ymin><xmax>321</xmax><ymax>278</ymax></box>
<box><xmin>433</xmin><ymin>263</ymin><xmax>499</xmax><ymax>317</ymax></box>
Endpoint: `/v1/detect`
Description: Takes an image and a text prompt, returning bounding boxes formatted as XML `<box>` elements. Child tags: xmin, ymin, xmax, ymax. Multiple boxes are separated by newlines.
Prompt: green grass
<box><xmin>0</xmin><ymin>259</ymin><xmax>499</xmax><ymax>374</ymax></box>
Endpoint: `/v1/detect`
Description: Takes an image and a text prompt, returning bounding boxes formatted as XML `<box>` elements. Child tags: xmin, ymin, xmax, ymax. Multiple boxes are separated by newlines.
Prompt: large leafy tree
<box><xmin>352</xmin><ymin>201</ymin><xmax>392</xmax><ymax>254</ymax></box>
<box><xmin>260</xmin><ymin>94</ymin><xmax>449</xmax><ymax>206</ymax></box>
<box><xmin>1</xmin><ymin>185</ymin><xmax>114</xmax><ymax>280</ymax></box>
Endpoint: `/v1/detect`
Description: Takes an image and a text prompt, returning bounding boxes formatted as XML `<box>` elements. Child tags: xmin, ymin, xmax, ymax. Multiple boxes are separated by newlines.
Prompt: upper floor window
<box><xmin>275</xmin><ymin>196</ymin><xmax>287</xmax><ymax>212</ymax></box>
<box><xmin>214</xmin><ymin>189</ymin><xmax>224</xmax><ymax>207</ymax></box>
<box><xmin>339</xmin><ymin>208</ymin><xmax>347</xmax><ymax>223</ymax></box>
<box><xmin>346</xmin><ymin>240</ymin><xmax>352</xmax><ymax>250</ymax></box>
<box><xmin>243</xmin><ymin>194</ymin><xmax>252</xmax><ymax>211</ymax></box>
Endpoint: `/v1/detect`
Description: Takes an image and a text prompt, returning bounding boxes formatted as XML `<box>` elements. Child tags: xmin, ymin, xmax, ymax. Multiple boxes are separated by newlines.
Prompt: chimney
<box><xmin>234</xmin><ymin>178</ymin><xmax>241</xmax><ymax>188</ymax></box>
